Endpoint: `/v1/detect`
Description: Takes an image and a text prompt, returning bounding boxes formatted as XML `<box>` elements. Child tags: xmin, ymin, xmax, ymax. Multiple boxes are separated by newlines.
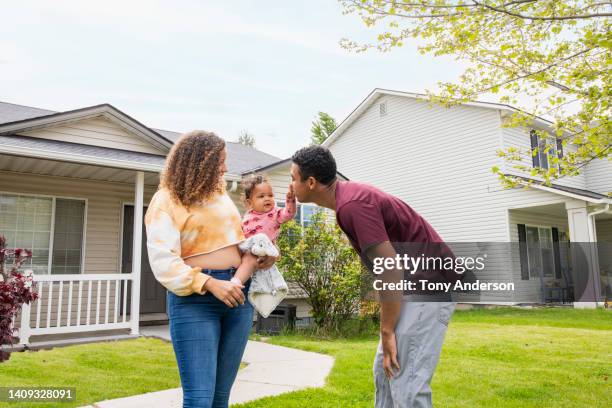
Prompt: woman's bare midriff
<box><xmin>183</xmin><ymin>244</ymin><xmax>242</xmax><ymax>270</ymax></box>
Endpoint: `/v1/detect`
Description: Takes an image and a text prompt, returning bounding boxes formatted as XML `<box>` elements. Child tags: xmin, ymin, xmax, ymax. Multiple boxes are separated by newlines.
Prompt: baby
<box><xmin>231</xmin><ymin>174</ymin><xmax>296</xmax><ymax>286</ymax></box>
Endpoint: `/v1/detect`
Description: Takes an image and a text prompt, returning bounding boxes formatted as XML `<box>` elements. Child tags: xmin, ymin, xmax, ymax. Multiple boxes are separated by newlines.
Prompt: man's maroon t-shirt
<box><xmin>335</xmin><ymin>180</ymin><xmax>443</xmax><ymax>255</ymax></box>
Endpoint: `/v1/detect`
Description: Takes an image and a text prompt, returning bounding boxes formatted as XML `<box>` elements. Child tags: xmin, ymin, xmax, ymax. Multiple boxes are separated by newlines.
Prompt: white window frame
<box><xmin>531</xmin><ymin>129</ymin><xmax>562</xmax><ymax>172</ymax></box>
<box><xmin>0</xmin><ymin>190</ymin><xmax>88</xmax><ymax>275</ymax></box>
<box><xmin>275</xmin><ymin>200</ymin><xmax>319</xmax><ymax>227</ymax></box>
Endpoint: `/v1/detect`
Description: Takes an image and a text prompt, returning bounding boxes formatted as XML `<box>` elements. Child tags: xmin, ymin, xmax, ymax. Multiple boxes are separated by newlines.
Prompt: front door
<box><xmin>122</xmin><ymin>205</ymin><xmax>166</xmax><ymax>314</ymax></box>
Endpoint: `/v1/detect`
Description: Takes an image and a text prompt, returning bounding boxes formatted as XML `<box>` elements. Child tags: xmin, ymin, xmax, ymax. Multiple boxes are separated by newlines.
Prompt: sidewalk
<box><xmin>80</xmin><ymin>325</ymin><xmax>334</xmax><ymax>407</ymax></box>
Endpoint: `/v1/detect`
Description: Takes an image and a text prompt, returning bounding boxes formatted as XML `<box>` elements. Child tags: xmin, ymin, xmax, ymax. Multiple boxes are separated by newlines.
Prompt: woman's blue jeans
<box><xmin>167</xmin><ymin>268</ymin><xmax>253</xmax><ymax>408</ymax></box>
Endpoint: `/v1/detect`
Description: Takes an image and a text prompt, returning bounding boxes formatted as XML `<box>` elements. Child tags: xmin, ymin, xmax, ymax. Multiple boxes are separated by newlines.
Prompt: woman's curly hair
<box><xmin>160</xmin><ymin>130</ymin><xmax>226</xmax><ymax>207</ymax></box>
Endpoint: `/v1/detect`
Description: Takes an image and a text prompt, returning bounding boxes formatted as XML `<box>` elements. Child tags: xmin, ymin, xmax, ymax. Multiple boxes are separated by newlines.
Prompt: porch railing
<box><xmin>18</xmin><ymin>273</ymin><xmax>135</xmax><ymax>345</ymax></box>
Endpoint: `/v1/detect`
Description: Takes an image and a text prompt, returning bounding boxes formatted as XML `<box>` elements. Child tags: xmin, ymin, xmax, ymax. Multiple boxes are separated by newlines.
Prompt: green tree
<box><xmin>276</xmin><ymin>212</ymin><xmax>364</xmax><ymax>332</ymax></box>
<box><xmin>237</xmin><ymin>130</ymin><xmax>256</xmax><ymax>147</ymax></box>
<box><xmin>311</xmin><ymin>111</ymin><xmax>338</xmax><ymax>145</ymax></box>
<box><xmin>340</xmin><ymin>1</ymin><xmax>611</xmax><ymax>191</ymax></box>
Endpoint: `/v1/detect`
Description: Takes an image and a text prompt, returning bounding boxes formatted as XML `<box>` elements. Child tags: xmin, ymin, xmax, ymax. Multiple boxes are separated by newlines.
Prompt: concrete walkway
<box><xmin>80</xmin><ymin>325</ymin><xmax>334</xmax><ymax>407</ymax></box>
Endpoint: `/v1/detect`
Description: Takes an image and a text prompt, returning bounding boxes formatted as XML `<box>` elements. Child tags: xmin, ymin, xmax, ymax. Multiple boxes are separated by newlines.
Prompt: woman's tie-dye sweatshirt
<box><xmin>144</xmin><ymin>188</ymin><xmax>245</xmax><ymax>296</ymax></box>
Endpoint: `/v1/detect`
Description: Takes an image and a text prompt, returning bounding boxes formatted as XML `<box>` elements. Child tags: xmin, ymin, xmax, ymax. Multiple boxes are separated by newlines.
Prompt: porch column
<box><xmin>18</xmin><ymin>303</ymin><xmax>31</xmax><ymax>345</ymax></box>
<box><xmin>130</xmin><ymin>171</ymin><xmax>144</xmax><ymax>334</ymax></box>
<box><xmin>565</xmin><ymin>200</ymin><xmax>600</xmax><ymax>308</ymax></box>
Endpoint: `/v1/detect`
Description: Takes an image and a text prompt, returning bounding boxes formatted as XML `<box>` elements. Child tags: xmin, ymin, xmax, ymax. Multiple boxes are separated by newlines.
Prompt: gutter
<box><xmin>0</xmin><ymin>143</ymin><xmax>165</xmax><ymax>173</ymax></box>
<box><xmin>0</xmin><ymin>143</ymin><xmax>245</xmax><ymax>182</ymax></box>
<box><xmin>588</xmin><ymin>203</ymin><xmax>612</xmax><ymax>218</ymax></box>
<box><xmin>0</xmin><ymin>145</ymin><xmax>242</xmax><ymax>183</ymax></box>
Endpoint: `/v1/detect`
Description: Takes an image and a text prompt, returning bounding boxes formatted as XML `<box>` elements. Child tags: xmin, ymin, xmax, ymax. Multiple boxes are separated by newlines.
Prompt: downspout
<box><xmin>587</xmin><ymin>203</ymin><xmax>612</xmax><ymax>241</ymax></box>
<box><xmin>586</xmin><ymin>203</ymin><xmax>611</xmax><ymax>306</ymax></box>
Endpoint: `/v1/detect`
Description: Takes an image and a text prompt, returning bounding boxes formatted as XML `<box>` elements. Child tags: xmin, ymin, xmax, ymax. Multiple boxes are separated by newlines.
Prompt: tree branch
<box><xmin>460</xmin><ymin>47</ymin><xmax>595</xmax><ymax>98</ymax></box>
<box><xmin>472</xmin><ymin>0</ymin><xmax>612</xmax><ymax>20</ymax></box>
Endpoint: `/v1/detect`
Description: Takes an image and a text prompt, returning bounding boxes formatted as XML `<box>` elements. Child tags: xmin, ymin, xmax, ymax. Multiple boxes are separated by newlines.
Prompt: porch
<box><xmin>508</xmin><ymin>198</ymin><xmax>612</xmax><ymax>307</ymax></box>
<box><xmin>0</xmin><ymin>143</ymin><xmax>166</xmax><ymax>346</ymax></box>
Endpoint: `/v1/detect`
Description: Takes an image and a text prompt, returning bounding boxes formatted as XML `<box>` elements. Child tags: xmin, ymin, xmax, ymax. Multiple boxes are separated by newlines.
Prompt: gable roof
<box><xmin>244</xmin><ymin>157</ymin><xmax>350</xmax><ymax>180</ymax></box>
<box><xmin>0</xmin><ymin>103</ymin><xmax>174</xmax><ymax>152</ymax></box>
<box><xmin>321</xmin><ymin>88</ymin><xmax>557</xmax><ymax>148</ymax></box>
<box><xmin>0</xmin><ymin>101</ymin><xmax>281</xmax><ymax>176</ymax></box>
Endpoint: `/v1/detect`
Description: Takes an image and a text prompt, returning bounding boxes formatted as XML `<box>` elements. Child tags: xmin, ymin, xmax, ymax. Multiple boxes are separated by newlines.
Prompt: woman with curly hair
<box><xmin>145</xmin><ymin>130</ymin><xmax>275</xmax><ymax>408</ymax></box>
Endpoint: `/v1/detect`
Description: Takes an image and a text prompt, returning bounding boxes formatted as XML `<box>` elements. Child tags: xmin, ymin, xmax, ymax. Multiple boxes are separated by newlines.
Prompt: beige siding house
<box><xmin>0</xmin><ymin>101</ymin><xmax>315</xmax><ymax>346</ymax></box>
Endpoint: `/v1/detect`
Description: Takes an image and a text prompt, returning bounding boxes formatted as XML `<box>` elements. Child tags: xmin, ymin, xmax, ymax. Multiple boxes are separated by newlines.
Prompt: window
<box><xmin>525</xmin><ymin>226</ymin><xmax>556</xmax><ymax>279</ymax></box>
<box><xmin>276</xmin><ymin>201</ymin><xmax>323</xmax><ymax>227</ymax></box>
<box><xmin>530</xmin><ymin>129</ymin><xmax>563</xmax><ymax>172</ymax></box>
<box><xmin>0</xmin><ymin>193</ymin><xmax>85</xmax><ymax>275</ymax></box>
<box><xmin>52</xmin><ymin>199</ymin><xmax>86</xmax><ymax>274</ymax></box>
<box><xmin>556</xmin><ymin>230</ymin><xmax>571</xmax><ymax>280</ymax></box>
<box><xmin>301</xmin><ymin>205</ymin><xmax>320</xmax><ymax>227</ymax></box>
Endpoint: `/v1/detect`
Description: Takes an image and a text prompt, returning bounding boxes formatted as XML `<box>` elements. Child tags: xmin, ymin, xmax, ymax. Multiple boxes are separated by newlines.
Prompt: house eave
<box><xmin>527</xmin><ymin>184</ymin><xmax>611</xmax><ymax>204</ymax></box>
<box><xmin>510</xmin><ymin>176</ymin><xmax>612</xmax><ymax>204</ymax></box>
<box><xmin>241</xmin><ymin>157</ymin><xmax>349</xmax><ymax>181</ymax></box>
<box><xmin>0</xmin><ymin>145</ymin><xmax>248</xmax><ymax>183</ymax></box>
<box><xmin>0</xmin><ymin>143</ymin><xmax>165</xmax><ymax>173</ymax></box>
<box><xmin>242</xmin><ymin>158</ymin><xmax>291</xmax><ymax>175</ymax></box>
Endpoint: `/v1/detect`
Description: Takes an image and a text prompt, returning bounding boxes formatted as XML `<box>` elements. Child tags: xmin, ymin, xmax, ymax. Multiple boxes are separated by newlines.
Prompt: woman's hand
<box><xmin>242</xmin><ymin>250</ymin><xmax>277</xmax><ymax>271</ymax></box>
<box><xmin>203</xmin><ymin>277</ymin><xmax>245</xmax><ymax>308</ymax></box>
<box><xmin>257</xmin><ymin>254</ymin><xmax>278</xmax><ymax>269</ymax></box>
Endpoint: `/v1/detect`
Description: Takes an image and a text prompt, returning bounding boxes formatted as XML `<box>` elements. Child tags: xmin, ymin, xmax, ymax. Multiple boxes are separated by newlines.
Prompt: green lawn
<box><xmin>236</xmin><ymin>307</ymin><xmax>611</xmax><ymax>408</ymax></box>
<box><xmin>0</xmin><ymin>308</ymin><xmax>610</xmax><ymax>408</ymax></box>
<box><xmin>0</xmin><ymin>337</ymin><xmax>180</xmax><ymax>408</ymax></box>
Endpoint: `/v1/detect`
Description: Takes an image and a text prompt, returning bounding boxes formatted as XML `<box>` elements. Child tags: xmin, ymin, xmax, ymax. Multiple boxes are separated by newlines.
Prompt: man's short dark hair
<box><xmin>291</xmin><ymin>145</ymin><xmax>337</xmax><ymax>185</ymax></box>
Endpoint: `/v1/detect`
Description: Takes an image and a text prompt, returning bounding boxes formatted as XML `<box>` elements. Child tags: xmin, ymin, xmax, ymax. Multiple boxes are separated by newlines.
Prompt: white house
<box><xmin>323</xmin><ymin>88</ymin><xmax>612</xmax><ymax>307</ymax></box>
<box><xmin>0</xmin><ymin>101</ymin><xmax>326</xmax><ymax>346</ymax></box>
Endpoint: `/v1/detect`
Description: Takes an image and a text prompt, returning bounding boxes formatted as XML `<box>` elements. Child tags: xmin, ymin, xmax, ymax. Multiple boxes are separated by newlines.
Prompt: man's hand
<box><xmin>381</xmin><ymin>329</ymin><xmax>400</xmax><ymax>379</ymax></box>
<box><xmin>365</xmin><ymin>242</ymin><xmax>403</xmax><ymax>379</ymax></box>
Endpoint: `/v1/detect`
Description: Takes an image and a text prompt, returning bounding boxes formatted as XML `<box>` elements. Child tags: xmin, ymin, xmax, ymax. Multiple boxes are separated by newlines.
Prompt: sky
<box><xmin>1</xmin><ymin>0</ymin><xmax>467</xmax><ymax>158</ymax></box>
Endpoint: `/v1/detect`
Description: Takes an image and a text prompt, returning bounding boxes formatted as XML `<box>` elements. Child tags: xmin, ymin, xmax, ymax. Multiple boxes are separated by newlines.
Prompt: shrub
<box><xmin>0</xmin><ymin>235</ymin><xmax>38</xmax><ymax>362</ymax></box>
<box><xmin>277</xmin><ymin>211</ymin><xmax>365</xmax><ymax>333</ymax></box>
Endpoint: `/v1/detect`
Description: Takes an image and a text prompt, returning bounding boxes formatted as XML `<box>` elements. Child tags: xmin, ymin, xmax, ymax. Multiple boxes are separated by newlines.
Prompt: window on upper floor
<box><xmin>530</xmin><ymin>129</ymin><xmax>563</xmax><ymax>172</ymax></box>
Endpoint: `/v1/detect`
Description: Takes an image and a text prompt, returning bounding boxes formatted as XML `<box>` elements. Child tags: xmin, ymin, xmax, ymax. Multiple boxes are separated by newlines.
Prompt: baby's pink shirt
<box><xmin>242</xmin><ymin>197</ymin><xmax>297</xmax><ymax>242</ymax></box>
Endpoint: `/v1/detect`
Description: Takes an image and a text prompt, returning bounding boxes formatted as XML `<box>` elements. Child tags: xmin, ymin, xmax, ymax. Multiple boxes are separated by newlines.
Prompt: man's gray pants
<box><xmin>373</xmin><ymin>300</ymin><xmax>455</xmax><ymax>408</ymax></box>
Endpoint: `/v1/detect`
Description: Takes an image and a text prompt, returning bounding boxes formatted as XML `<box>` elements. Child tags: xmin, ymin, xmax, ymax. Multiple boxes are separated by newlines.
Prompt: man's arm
<box><xmin>365</xmin><ymin>241</ymin><xmax>404</xmax><ymax>379</ymax></box>
<box><xmin>336</xmin><ymin>202</ymin><xmax>401</xmax><ymax>378</ymax></box>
